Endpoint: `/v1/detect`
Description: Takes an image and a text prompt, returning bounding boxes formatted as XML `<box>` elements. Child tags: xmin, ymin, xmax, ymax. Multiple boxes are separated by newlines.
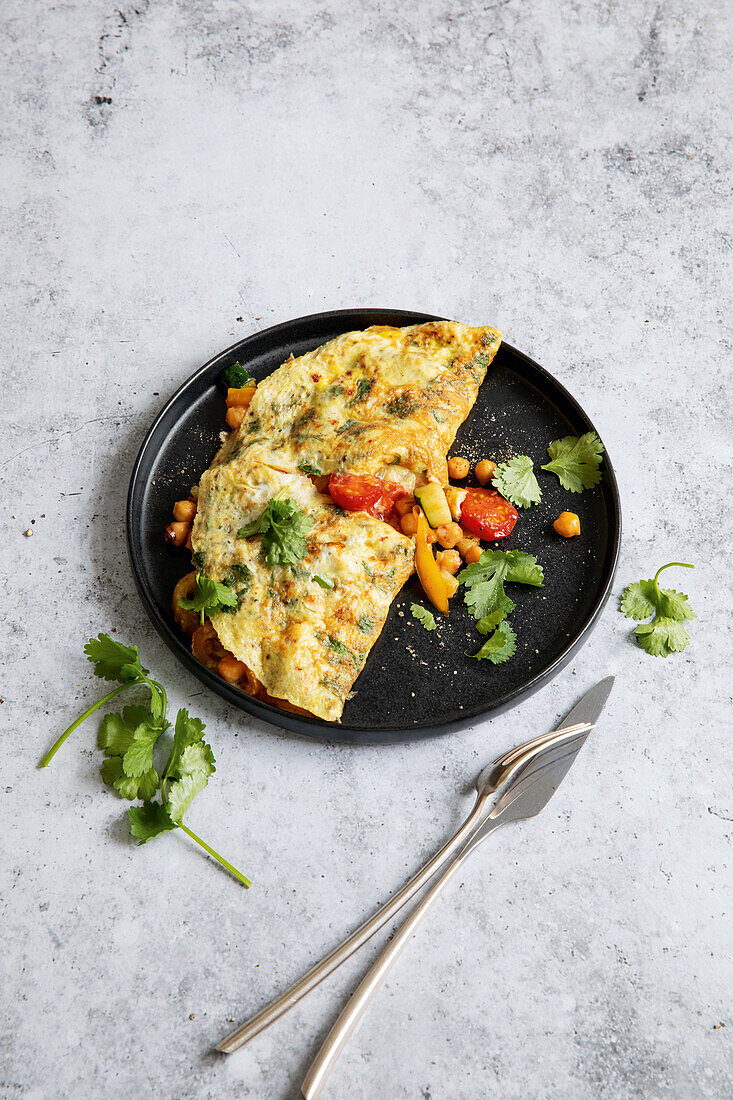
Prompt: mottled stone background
<box><xmin>2</xmin><ymin>1</ymin><xmax>731</xmax><ymax>1097</ymax></box>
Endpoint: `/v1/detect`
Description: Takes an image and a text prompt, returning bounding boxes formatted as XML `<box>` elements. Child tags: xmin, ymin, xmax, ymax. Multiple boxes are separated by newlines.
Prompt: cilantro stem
<box><xmin>39</xmin><ymin>683</ymin><xmax>134</xmax><ymax>767</ymax></box>
<box><xmin>654</xmin><ymin>562</ymin><xmax>694</xmax><ymax>584</ymax></box>
<box><xmin>178</xmin><ymin>822</ymin><xmax>251</xmax><ymax>888</ymax></box>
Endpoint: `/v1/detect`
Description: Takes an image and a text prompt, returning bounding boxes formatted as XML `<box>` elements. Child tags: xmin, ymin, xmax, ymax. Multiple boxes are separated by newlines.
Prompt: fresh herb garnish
<box><xmin>221</xmin><ymin>362</ymin><xmax>253</xmax><ymax>389</ymax></box>
<box><xmin>39</xmin><ymin>634</ymin><xmax>167</xmax><ymax>766</ymax></box>
<box><xmin>472</xmin><ymin>621</ymin><xmax>517</xmax><ymax>664</ymax></box>
<box><xmin>411</xmin><ymin>603</ymin><xmax>436</xmax><ymax>631</ymax></box>
<box><xmin>357</xmin><ymin>617</ymin><xmax>374</xmax><ymax>634</ymax></box>
<box><xmin>350</xmin><ymin>378</ymin><xmax>373</xmax><ymax>404</ymax></box>
<box><xmin>179</xmin><ymin>573</ymin><xmax>240</xmax><ymax>624</ymax></box>
<box><xmin>237</xmin><ymin>497</ymin><xmax>313</xmax><ymax>566</ymax></box>
<box><xmin>492</xmin><ymin>455</ymin><xmax>541</xmax><ymax>508</ymax></box>
<box><xmin>620</xmin><ymin>562</ymin><xmax>695</xmax><ymax>657</ymax></box>
<box><xmin>470</xmin><ymin>599</ymin><xmax>516</xmax><ymax>663</ymax></box>
<box><xmin>541</xmin><ymin>432</ymin><xmax>604</xmax><ymax>492</ymax></box>
<box><xmin>298</xmin><ymin>461</ymin><xmax>322</xmax><ymax>477</ymax></box>
<box><xmin>457</xmin><ymin>549</ymin><xmax>544</xmax><ymax>621</ymax></box>
<box><xmin>39</xmin><ymin>637</ymin><xmax>250</xmax><ymax>887</ymax></box>
<box><xmin>457</xmin><ymin>550</ymin><xmax>543</xmax><ymax>665</ymax></box>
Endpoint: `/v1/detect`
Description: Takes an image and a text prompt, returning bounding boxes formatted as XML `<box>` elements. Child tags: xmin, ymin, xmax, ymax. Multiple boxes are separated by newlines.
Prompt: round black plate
<box><xmin>127</xmin><ymin>309</ymin><xmax>621</xmax><ymax>743</ymax></box>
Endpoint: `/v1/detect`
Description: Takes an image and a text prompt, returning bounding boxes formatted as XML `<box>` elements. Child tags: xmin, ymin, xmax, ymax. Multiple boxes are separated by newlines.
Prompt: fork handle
<box><xmin>301</xmin><ymin>817</ymin><xmax>503</xmax><ymax>1100</ymax></box>
<box><xmin>216</xmin><ymin>793</ymin><xmax>489</xmax><ymax>1053</ymax></box>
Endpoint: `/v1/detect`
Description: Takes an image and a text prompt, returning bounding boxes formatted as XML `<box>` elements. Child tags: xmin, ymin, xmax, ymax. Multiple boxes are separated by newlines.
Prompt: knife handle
<box><xmin>216</xmin><ymin>792</ymin><xmax>490</xmax><ymax>1053</ymax></box>
<box><xmin>301</xmin><ymin>818</ymin><xmax>503</xmax><ymax>1099</ymax></box>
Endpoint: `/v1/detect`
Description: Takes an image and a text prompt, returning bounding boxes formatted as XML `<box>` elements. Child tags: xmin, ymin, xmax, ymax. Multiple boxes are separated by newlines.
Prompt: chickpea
<box><xmin>447</xmin><ymin>456</ymin><xmax>470</xmax><ymax>480</ymax></box>
<box><xmin>173</xmin><ymin>498</ymin><xmax>196</xmax><ymax>523</ymax></box>
<box><xmin>463</xmin><ymin>543</ymin><xmax>483</xmax><ymax>565</ymax></box>
<box><xmin>456</xmin><ymin>536</ymin><xmax>478</xmax><ymax>559</ymax></box>
<box><xmin>313</xmin><ymin>474</ymin><xmax>330</xmax><ymax>493</ymax></box>
<box><xmin>225</xmin><ymin>405</ymin><xmax>247</xmax><ymax>430</ymax></box>
<box><xmin>218</xmin><ymin>655</ymin><xmax>247</xmax><ymax>683</ymax></box>
<box><xmin>164</xmin><ymin>521</ymin><xmax>189</xmax><ymax>547</ymax></box>
<box><xmin>395</xmin><ymin>496</ymin><xmax>416</xmax><ymax>517</ymax></box>
<box><xmin>226</xmin><ymin>384</ymin><xmax>256</xmax><ymax>408</ymax></box>
<box><xmin>554</xmin><ymin>511</ymin><xmax>581</xmax><ymax>538</ymax></box>
<box><xmin>400</xmin><ymin>512</ymin><xmax>419</xmax><ymax>537</ymax></box>
<box><xmin>440</xmin><ymin>569</ymin><xmax>460</xmax><ymax>598</ymax></box>
<box><xmin>475</xmin><ymin>459</ymin><xmax>497</xmax><ymax>485</ymax></box>
<box><xmin>435</xmin><ymin>521</ymin><xmax>463</xmax><ymax>548</ymax></box>
<box><xmin>185</xmin><ymin>529</ymin><xmax>193</xmax><ymax>550</ymax></box>
<box><xmin>436</xmin><ymin>549</ymin><xmax>461</xmax><ymax>575</ymax></box>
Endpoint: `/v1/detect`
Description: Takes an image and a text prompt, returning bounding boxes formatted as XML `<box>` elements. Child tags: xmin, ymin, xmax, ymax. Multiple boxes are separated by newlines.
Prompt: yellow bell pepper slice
<box><xmin>414</xmin><ymin>510</ymin><xmax>449</xmax><ymax>616</ymax></box>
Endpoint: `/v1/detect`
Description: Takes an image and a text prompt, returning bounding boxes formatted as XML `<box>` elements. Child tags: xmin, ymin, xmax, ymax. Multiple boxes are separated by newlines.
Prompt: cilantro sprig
<box><xmin>39</xmin><ymin>634</ymin><xmax>167</xmax><ymax>766</ymax></box>
<box><xmin>39</xmin><ymin>635</ymin><xmax>250</xmax><ymax>888</ymax></box>
<box><xmin>178</xmin><ymin>573</ymin><xmax>240</xmax><ymax>624</ymax></box>
<box><xmin>492</xmin><ymin>455</ymin><xmax>542</xmax><ymax>509</ymax></box>
<box><xmin>458</xmin><ymin>549</ymin><xmax>544</xmax><ymax>664</ymax></box>
<box><xmin>237</xmin><ymin>495</ymin><xmax>313</xmax><ymax>565</ymax></box>
<box><xmin>620</xmin><ymin>561</ymin><xmax>696</xmax><ymax>657</ymax></box>
<box><xmin>541</xmin><ymin>432</ymin><xmax>604</xmax><ymax>492</ymax></box>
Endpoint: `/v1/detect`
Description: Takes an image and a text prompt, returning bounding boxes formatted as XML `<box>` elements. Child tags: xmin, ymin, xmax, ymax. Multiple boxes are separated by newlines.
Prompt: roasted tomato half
<box><xmin>328</xmin><ymin>472</ymin><xmax>408</xmax><ymax>523</ymax></box>
<box><xmin>459</xmin><ymin>488</ymin><xmax>518</xmax><ymax>540</ymax></box>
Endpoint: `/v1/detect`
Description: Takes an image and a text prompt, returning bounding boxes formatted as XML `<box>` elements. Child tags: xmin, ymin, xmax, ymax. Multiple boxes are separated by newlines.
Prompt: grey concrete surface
<box><xmin>2</xmin><ymin>1</ymin><xmax>732</xmax><ymax>1097</ymax></box>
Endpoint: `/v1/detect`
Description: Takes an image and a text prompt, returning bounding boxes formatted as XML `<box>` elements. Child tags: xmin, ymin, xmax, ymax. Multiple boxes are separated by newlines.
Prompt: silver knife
<box><xmin>301</xmin><ymin>677</ymin><xmax>614</xmax><ymax>1098</ymax></box>
<box><xmin>218</xmin><ymin>678</ymin><xmax>614</xmax><ymax>1058</ymax></box>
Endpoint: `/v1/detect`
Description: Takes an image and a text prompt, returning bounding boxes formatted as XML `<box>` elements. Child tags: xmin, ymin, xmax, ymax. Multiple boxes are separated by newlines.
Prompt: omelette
<box><xmin>175</xmin><ymin>321</ymin><xmax>501</xmax><ymax>721</ymax></box>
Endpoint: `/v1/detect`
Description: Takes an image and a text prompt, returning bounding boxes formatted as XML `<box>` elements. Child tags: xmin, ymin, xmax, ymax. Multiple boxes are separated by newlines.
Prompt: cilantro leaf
<box><xmin>619</xmin><ymin>580</ymin><xmax>656</xmax><ymax>620</ymax></box>
<box><xmin>458</xmin><ymin>549</ymin><xmax>544</xmax><ymax>621</ymax></box>
<box><xmin>619</xmin><ymin>562</ymin><xmax>695</xmax><ymax>657</ymax></box>
<box><xmin>97</xmin><ymin>704</ymin><xmax>166</xmax><ymax>799</ymax></box>
<box><xmin>84</xmin><ymin>633</ymin><xmax>149</xmax><ymax>683</ymax></box>
<box><xmin>492</xmin><ymin>456</ymin><xmax>541</xmax><ymax>508</ymax></box>
<box><xmin>102</xmin><ymin>756</ymin><xmax>160</xmax><ymax>801</ymax></box>
<box><xmin>541</xmin><ymin>432</ymin><xmax>604</xmax><ymax>492</ymax></box>
<box><xmin>471</xmin><ymin>621</ymin><xmax>517</xmax><ymax>664</ymax></box>
<box><xmin>221</xmin><ymin>362</ymin><xmax>253</xmax><ymax>389</ymax></box>
<box><xmin>164</xmin><ymin>708</ymin><xmax>207</xmax><ymax>781</ymax></box>
<box><xmin>237</xmin><ymin>497</ymin><xmax>313</xmax><ymax>566</ymax></box>
<box><xmin>411</xmin><ymin>603</ymin><xmax>437</xmax><ymax>631</ymax></box>
<box><xmin>476</xmin><ymin>594</ymin><xmax>515</xmax><ymax>634</ymax></box>
<box><xmin>128</xmin><ymin>801</ymin><xmax>177</xmax><ymax>843</ymax></box>
<box><xmin>178</xmin><ymin>573</ymin><xmax>239</xmax><ymax>623</ymax></box>
<box><xmin>164</xmin><ymin>738</ymin><xmax>216</xmax><ymax>824</ymax></box>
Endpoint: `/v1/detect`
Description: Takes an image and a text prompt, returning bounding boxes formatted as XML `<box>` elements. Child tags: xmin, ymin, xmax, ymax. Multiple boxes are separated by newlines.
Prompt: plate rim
<box><xmin>126</xmin><ymin>308</ymin><xmax>622</xmax><ymax>743</ymax></box>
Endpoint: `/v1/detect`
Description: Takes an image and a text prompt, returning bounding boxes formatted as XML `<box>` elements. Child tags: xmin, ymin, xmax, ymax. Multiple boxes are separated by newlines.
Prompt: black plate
<box><xmin>127</xmin><ymin>309</ymin><xmax>621</xmax><ymax>743</ymax></box>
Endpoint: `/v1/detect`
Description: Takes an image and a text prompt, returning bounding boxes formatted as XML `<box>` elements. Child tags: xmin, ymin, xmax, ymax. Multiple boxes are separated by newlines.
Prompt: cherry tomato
<box><xmin>328</xmin><ymin>472</ymin><xmax>383</xmax><ymax>511</ymax></box>
<box><xmin>459</xmin><ymin>488</ymin><xmax>518</xmax><ymax>540</ymax></box>
<box><xmin>328</xmin><ymin>472</ymin><xmax>408</xmax><ymax>524</ymax></box>
<box><xmin>371</xmin><ymin>480</ymin><xmax>409</xmax><ymax>523</ymax></box>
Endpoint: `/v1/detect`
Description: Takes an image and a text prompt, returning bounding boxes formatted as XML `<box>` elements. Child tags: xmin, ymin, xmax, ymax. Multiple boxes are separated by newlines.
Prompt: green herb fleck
<box><xmin>385</xmin><ymin>394</ymin><xmax>419</xmax><ymax>418</ymax></box>
<box><xmin>350</xmin><ymin>378</ymin><xmax>373</xmax><ymax>404</ymax></box>
<box><xmin>411</xmin><ymin>604</ymin><xmax>436</xmax><ymax>631</ymax></box>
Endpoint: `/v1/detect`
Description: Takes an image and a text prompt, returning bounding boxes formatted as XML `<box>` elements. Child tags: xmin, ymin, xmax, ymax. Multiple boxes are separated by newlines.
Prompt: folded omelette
<box><xmin>188</xmin><ymin>321</ymin><xmax>501</xmax><ymax>721</ymax></box>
